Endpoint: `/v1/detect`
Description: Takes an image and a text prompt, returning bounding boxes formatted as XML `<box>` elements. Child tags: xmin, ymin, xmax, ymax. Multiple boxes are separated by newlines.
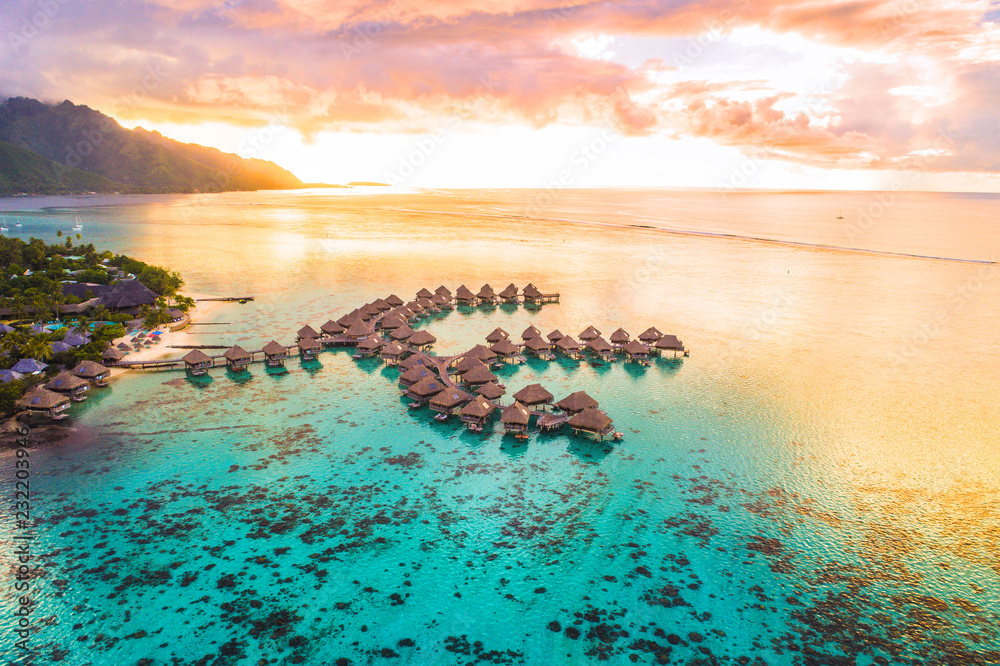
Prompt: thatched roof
<box><xmin>587</xmin><ymin>336</ymin><xmax>613</xmax><ymax>353</ymax></box>
<box><xmin>475</xmin><ymin>382</ymin><xmax>505</xmax><ymax>400</ymax></box>
<box><xmin>499</xmin><ymin>283</ymin><xmax>519</xmax><ymax>299</ymax></box>
<box><xmin>399</xmin><ymin>353</ymin><xmax>433</xmax><ymax>372</ymax></box>
<box><xmin>224</xmin><ymin>345</ymin><xmax>252</xmax><ymax>362</ymax></box>
<box><xmin>547</xmin><ymin>329</ymin><xmax>564</xmax><ymax>342</ymax></box>
<box><xmin>430</xmin><ymin>388</ymin><xmax>472</xmax><ymax>410</ymax></box>
<box><xmin>525</xmin><ymin>337</ymin><xmax>551</xmax><ymax>352</ymax></box>
<box><xmin>430</xmin><ymin>294</ymin><xmax>450</xmax><ymax>306</ymax></box>
<box><xmin>521</xmin><ymin>325</ymin><xmax>541</xmax><ymax>340</ymax></box>
<box><xmin>321</xmin><ymin>320</ymin><xmax>345</xmax><ymax>335</ymax></box>
<box><xmin>262</xmin><ymin>341</ymin><xmax>287</xmax><ymax>356</ymax></box>
<box><xmin>117</xmin><ymin>342</ymin><xmax>132</xmax><ymax>351</ymax></box>
<box><xmin>435</xmin><ymin>285</ymin><xmax>452</xmax><ymax>297</ymax></box>
<box><xmin>379</xmin><ymin>314</ymin><xmax>406</xmax><ymax>330</ymax></box>
<box><xmin>46</xmin><ymin>372</ymin><xmax>88</xmax><ymax>392</ymax></box>
<box><xmin>391</xmin><ymin>325</ymin><xmax>416</xmax><ymax>341</ymax></box>
<box><xmin>623</xmin><ymin>339</ymin><xmax>650</xmax><ymax>356</ymax></box>
<box><xmin>500</xmin><ymin>401</ymin><xmax>531</xmax><ymax>426</ymax></box>
<box><xmin>556</xmin><ymin>391</ymin><xmax>599</xmax><ymax>414</ymax></box>
<box><xmin>298</xmin><ymin>337</ymin><xmax>321</xmax><ymax>351</ymax></box>
<box><xmin>381</xmin><ymin>340</ymin><xmax>407</xmax><ymax>356</ymax></box>
<box><xmin>655</xmin><ymin>334</ymin><xmax>684</xmax><ymax>351</ymax></box>
<box><xmin>385</xmin><ymin>294</ymin><xmax>404</xmax><ymax>307</ymax></box>
<box><xmin>610</xmin><ymin>328</ymin><xmax>630</xmax><ymax>344</ymax></box>
<box><xmin>579</xmin><ymin>325</ymin><xmax>602</xmax><ymax>341</ymax></box>
<box><xmin>405</xmin><ymin>300</ymin><xmax>424</xmax><ymax>313</ymax></box>
<box><xmin>346</xmin><ymin>320</ymin><xmax>375</xmax><ymax>338</ymax></box>
<box><xmin>17</xmin><ymin>388</ymin><xmax>69</xmax><ymax>410</ymax></box>
<box><xmin>337</xmin><ymin>309</ymin><xmax>366</xmax><ymax>327</ymax></box>
<box><xmin>568</xmin><ymin>408</ymin><xmax>613</xmax><ymax>434</ymax></box>
<box><xmin>416</xmin><ymin>288</ymin><xmax>434</xmax><ymax>299</ymax></box>
<box><xmin>490</xmin><ymin>339</ymin><xmax>519</xmax><ymax>356</ymax></box>
<box><xmin>400</xmin><ymin>367</ymin><xmax>435</xmax><ymax>385</ymax></box>
<box><xmin>73</xmin><ymin>360</ymin><xmax>110</xmax><ymax>379</ymax></box>
<box><xmin>522</xmin><ymin>283</ymin><xmax>542</xmax><ymax>298</ymax></box>
<box><xmin>297</xmin><ymin>324</ymin><xmax>320</xmax><ymax>339</ymax></box>
<box><xmin>357</xmin><ymin>335</ymin><xmax>384</xmax><ymax>352</ymax></box>
<box><xmin>392</xmin><ymin>306</ymin><xmax>414</xmax><ymax>320</ymax></box>
<box><xmin>455</xmin><ymin>285</ymin><xmax>477</xmax><ymax>300</ymax></box>
<box><xmin>462</xmin><ymin>365</ymin><xmax>498</xmax><ymax>385</ymax></box>
<box><xmin>416</xmin><ymin>297</ymin><xmax>435</xmax><ymax>309</ymax></box>
<box><xmin>0</xmin><ymin>369</ymin><xmax>22</xmax><ymax>383</ymax></box>
<box><xmin>102</xmin><ymin>347</ymin><xmax>124</xmax><ymax>361</ymax></box>
<box><xmin>486</xmin><ymin>327</ymin><xmax>509</xmax><ymax>343</ymax></box>
<box><xmin>638</xmin><ymin>326</ymin><xmax>664</xmax><ymax>342</ymax></box>
<box><xmin>372</xmin><ymin>298</ymin><xmax>392</xmax><ymax>311</ymax></box>
<box><xmin>408</xmin><ymin>330</ymin><xmax>436</xmax><ymax>346</ymax></box>
<box><xmin>461</xmin><ymin>395</ymin><xmax>496</xmax><ymax>419</ymax></box>
<box><xmin>407</xmin><ymin>376</ymin><xmax>446</xmax><ymax>397</ymax></box>
<box><xmin>95</xmin><ymin>279</ymin><xmax>158</xmax><ymax>309</ymax></box>
<box><xmin>183</xmin><ymin>349</ymin><xmax>212</xmax><ymax>365</ymax></box>
<box><xmin>360</xmin><ymin>303</ymin><xmax>381</xmax><ymax>317</ymax></box>
<box><xmin>464</xmin><ymin>344</ymin><xmax>497</xmax><ymax>362</ymax></box>
<box><xmin>455</xmin><ymin>356</ymin><xmax>486</xmax><ymax>374</ymax></box>
<box><xmin>555</xmin><ymin>335</ymin><xmax>582</xmax><ymax>352</ymax></box>
<box><xmin>512</xmin><ymin>383</ymin><xmax>553</xmax><ymax>405</ymax></box>
<box><xmin>477</xmin><ymin>284</ymin><xmax>497</xmax><ymax>299</ymax></box>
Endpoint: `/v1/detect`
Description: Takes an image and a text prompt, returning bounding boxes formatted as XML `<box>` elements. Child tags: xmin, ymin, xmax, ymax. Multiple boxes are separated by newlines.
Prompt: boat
<box><xmin>836</xmin><ymin>210</ymin><xmax>844</xmax><ymax>220</ymax></box>
<box><xmin>15</xmin><ymin>217</ymin><xmax>21</xmax><ymax>228</ymax></box>
<box><xmin>72</xmin><ymin>217</ymin><xmax>83</xmax><ymax>231</ymax></box>
<box><xmin>0</xmin><ymin>219</ymin><xmax>7</xmax><ymax>232</ymax></box>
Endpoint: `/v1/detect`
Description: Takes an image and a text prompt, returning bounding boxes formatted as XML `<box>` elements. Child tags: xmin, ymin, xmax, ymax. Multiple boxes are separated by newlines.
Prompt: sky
<box><xmin>2</xmin><ymin>0</ymin><xmax>1000</xmax><ymax>191</ymax></box>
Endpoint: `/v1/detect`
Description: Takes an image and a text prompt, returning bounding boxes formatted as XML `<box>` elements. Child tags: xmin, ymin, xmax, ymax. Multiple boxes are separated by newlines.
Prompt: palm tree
<box><xmin>0</xmin><ymin>331</ymin><xmax>27</xmax><ymax>357</ymax></box>
<box><xmin>71</xmin><ymin>315</ymin><xmax>92</xmax><ymax>336</ymax></box>
<box><xmin>21</xmin><ymin>335</ymin><xmax>53</xmax><ymax>361</ymax></box>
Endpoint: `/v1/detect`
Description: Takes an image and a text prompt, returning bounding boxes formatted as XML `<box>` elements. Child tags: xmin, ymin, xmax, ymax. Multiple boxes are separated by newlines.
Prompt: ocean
<box><xmin>1</xmin><ymin>188</ymin><xmax>998</xmax><ymax>665</ymax></box>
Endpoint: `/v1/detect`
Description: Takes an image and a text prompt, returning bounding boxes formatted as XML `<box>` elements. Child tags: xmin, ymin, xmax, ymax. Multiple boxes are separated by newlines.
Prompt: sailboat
<box><xmin>0</xmin><ymin>219</ymin><xmax>8</xmax><ymax>233</ymax></box>
<box><xmin>836</xmin><ymin>210</ymin><xmax>844</xmax><ymax>220</ymax></box>
<box><xmin>72</xmin><ymin>217</ymin><xmax>83</xmax><ymax>231</ymax></box>
<box><xmin>15</xmin><ymin>216</ymin><xmax>21</xmax><ymax>228</ymax></box>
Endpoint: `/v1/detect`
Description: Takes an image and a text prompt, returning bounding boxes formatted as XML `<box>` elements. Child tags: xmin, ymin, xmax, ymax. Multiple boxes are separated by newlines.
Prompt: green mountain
<box><xmin>0</xmin><ymin>97</ymin><xmax>305</xmax><ymax>194</ymax></box>
<box><xmin>0</xmin><ymin>141</ymin><xmax>124</xmax><ymax>195</ymax></box>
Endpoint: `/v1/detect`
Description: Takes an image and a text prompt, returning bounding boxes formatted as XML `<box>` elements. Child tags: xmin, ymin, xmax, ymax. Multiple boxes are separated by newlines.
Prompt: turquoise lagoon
<box><xmin>1</xmin><ymin>189</ymin><xmax>999</xmax><ymax>665</ymax></box>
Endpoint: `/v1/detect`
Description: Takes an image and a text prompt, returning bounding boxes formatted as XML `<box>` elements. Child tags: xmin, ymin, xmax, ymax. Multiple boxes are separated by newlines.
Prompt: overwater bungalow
<box><xmin>521</xmin><ymin>324</ymin><xmax>541</xmax><ymax>341</ymax></box>
<box><xmin>475</xmin><ymin>381</ymin><xmax>506</xmax><ymax>402</ymax></box>
<box><xmin>385</xmin><ymin>294</ymin><xmax>405</xmax><ymax>308</ymax></box>
<box><xmin>355</xmin><ymin>335</ymin><xmax>384</xmax><ymax>358</ymax></box>
<box><xmin>400</xmin><ymin>366</ymin><xmax>436</xmax><ymax>387</ymax></box>
<box><xmin>372</xmin><ymin>298</ymin><xmax>392</xmax><ymax>312</ymax></box>
<box><xmin>555</xmin><ymin>335</ymin><xmax>584</xmax><ymax>358</ymax></box>
<box><xmin>587</xmin><ymin>336</ymin><xmax>615</xmax><ymax>360</ymax></box>
<box><xmin>498</xmin><ymin>283</ymin><xmax>519</xmax><ymax>303</ymax></box>
<box><xmin>500</xmin><ymin>401</ymin><xmax>531</xmax><ymax>438</ymax></box>
<box><xmin>455</xmin><ymin>285</ymin><xmax>477</xmax><ymax>305</ymax></box>
<box><xmin>416</xmin><ymin>288</ymin><xmax>434</xmax><ymax>300</ymax></box>
<box><xmin>477</xmin><ymin>284</ymin><xmax>498</xmax><ymax>304</ymax></box>
<box><xmin>345</xmin><ymin>319</ymin><xmax>376</xmax><ymax>341</ymax></box>
<box><xmin>453</xmin><ymin>356</ymin><xmax>487</xmax><ymax>376</ymax></box>
<box><xmin>579</xmin><ymin>325</ymin><xmax>602</xmax><ymax>342</ymax></box>
<box><xmin>416</xmin><ymin>297</ymin><xmax>436</xmax><ymax>312</ymax></box>
<box><xmin>547</xmin><ymin>329</ymin><xmax>565</xmax><ymax>343</ymax></box>
<box><xmin>297</xmin><ymin>337</ymin><xmax>321</xmax><ymax>360</ymax></box>
<box><xmin>392</xmin><ymin>306</ymin><xmax>415</xmax><ymax>321</ymax></box>
<box><xmin>297</xmin><ymin>324</ymin><xmax>320</xmax><ymax>341</ymax></box>
<box><xmin>102</xmin><ymin>347</ymin><xmax>124</xmax><ymax>364</ymax></box>
<box><xmin>360</xmin><ymin>303</ymin><xmax>382</xmax><ymax>318</ymax></box>
<box><xmin>623</xmin><ymin>339</ymin><xmax>652</xmax><ymax>364</ymax></box>
<box><xmin>408</xmin><ymin>330</ymin><xmax>437</xmax><ymax>349</ymax></box>
<box><xmin>654</xmin><ymin>334</ymin><xmax>685</xmax><ymax>356</ymax></box>
<box><xmin>430</xmin><ymin>294</ymin><xmax>452</xmax><ymax>310</ymax></box>
<box><xmin>462</xmin><ymin>364</ymin><xmax>498</xmax><ymax>387</ymax></box>
<box><xmin>262</xmin><ymin>340</ymin><xmax>289</xmax><ymax>367</ymax></box>
<box><xmin>182</xmin><ymin>349</ymin><xmax>213</xmax><ymax>376</ymax></box>
<box><xmin>391</xmin><ymin>325</ymin><xmax>416</xmax><ymax>341</ymax></box>
<box><xmin>489</xmin><ymin>338</ymin><xmax>520</xmax><ymax>362</ymax></box>
<box><xmin>556</xmin><ymin>390</ymin><xmax>599</xmax><ymax>415</ymax></box>
<box><xmin>429</xmin><ymin>388</ymin><xmax>473</xmax><ymax>419</ymax></box>
<box><xmin>524</xmin><ymin>336</ymin><xmax>555</xmax><ymax>360</ymax></box>
<box><xmin>464</xmin><ymin>344</ymin><xmax>498</xmax><ymax>364</ymax></box>
<box><xmin>486</xmin><ymin>327</ymin><xmax>509</xmax><ymax>344</ymax></box>
<box><xmin>380</xmin><ymin>340</ymin><xmax>408</xmax><ymax>365</ymax></box>
<box><xmin>321</xmin><ymin>320</ymin><xmax>345</xmax><ymax>336</ymax></box>
<box><xmin>512</xmin><ymin>383</ymin><xmax>554</xmax><ymax>410</ymax></box>
<box><xmin>224</xmin><ymin>345</ymin><xmax>253</xmax><ymax>372</ymax></box>
<box><xmin>337</xmin><ymin>310</ymin><xmax>365</xmax><ymax>328</ymax></box>
<box><xmin>610</xmin><ymin>328</ymin><xmax>631</xmax><ymax>348</ymax></box>
<box><xmin>523</xmin><ymin>283</ymin><xmax>559</xmax><ymax>304</ymax></box>
<box><xmin>638</xmin><ymin>327</ymin><xmax>664</xmax><ymax>344</ymax></box>
<box><xmin>405</xmin><ymin>376</ymin><xmax>446</xmax><ymax>403</ymax></box>
<box><xmin>16</xmin><ymin>388</ymin><xmax>70</xmax><ymax>420</ymax></box>
<box><xmin>72</xmin><ymin>360</ymin><xmax>111</xmax><ymax>386</ymax></box>
<box><xmin>568</xmin><ymin>408</ymin><xmax>616</xmax><ymax>440</ymax></box>
<box><xmin>399</xmin><ymin>353</ymin><xmax>434</xmax><ymax>373</ymax></box>
<box><xmin>45</xmin><ymin>372</ymin><xmax>90</xmax><ymax>401</ymax></box>
<box><xmin>434</xmin><ymin>285</ymin><xmax>452</xmax><ymax>299</ymax></box>
<box><xmin>460</xmin><ymin>395</ymin><xmax>496</xmax><ymax>431</ymax></box>
<box><xmin>405</xmin><ymin>301</ymin><xmax>425</xmax><ymax>316</ymax></box>
<box><xmin>378</xmin><ymin>314</ymin><xmax>407</xmax><ymax>331</ymax></box>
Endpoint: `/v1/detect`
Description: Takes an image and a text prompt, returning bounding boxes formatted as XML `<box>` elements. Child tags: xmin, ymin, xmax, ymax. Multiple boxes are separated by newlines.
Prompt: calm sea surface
<box><xmin>1</xmin><ymin>188</ymin><xmax>998</xmax><ymax>665</ymax></box>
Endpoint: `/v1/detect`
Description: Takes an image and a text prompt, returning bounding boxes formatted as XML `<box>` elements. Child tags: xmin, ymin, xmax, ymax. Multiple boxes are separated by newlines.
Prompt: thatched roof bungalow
<box><xmin>407</xmin><ymin>330</ymin><xmax>437</xmax><ymax>348</ymax></box>
<box><xmin>182</xmin><ymin>349</ymin><xmax>213</xmax><ymax>375</ymax></box>
<box><xmin>391</xmin><ymin>325</ymin><xmax>416</xmax><ymax>341</ymax></box>
<box><xmin>498</xmin><ymin>283</ymin><xmax>519</xmax><ymax>302</ymax></box>
<box><xmin>223</xmin><ymin>345</ymin><xmax>253</xmax><ymax>371</ymax></box>
<box><xmin>512</xmin><ymin>383</ymin><xmax>554</xmax><ymax>409</ymax></box>
<box><xmin>298</xmin><ymin>336</ymin><xmax>321</xmax><ymax>359</ymax></box>
<box><xmin>460</xmin><ymin>395</ymin><xmax>496</xmax><ymax>430</ymax></box>
<box><xmin>622</xmin><ymin>339</ymin><xmax>651</xmax><ymax>361</ymax></box>
<box><xmin>490</xmin><ymin>338</ymin><xmax>520</xmax><ymax>361</ymax></box>
<box><xmin>72</xmin><ymin>360</ymin><xmax>111</xmax><ymax>386</ymax></box>
<box><xmin>405</xmin><ymin>376</ymin><xmax>447</xmax><ymax>402</ymax></box>
<box><xmin>430</xmin><ymin>388</ymin><xmax>473</xmax><ymax>415</ymax></box>
<box><xmin>380</xmin><ymin>340</ymin><xmax>408</xmax><ymax>365</ymax></box>
<box><xmin>477</xmin><ymin>284</ymin><xmax>497</xmax><ymax>303</ymax></box>
<box><xmin>547</xmin><ymin>329</ymin><xmax>565</xmax><ymax>343</ymax></box>
<box><xmin>262</xmin><ymin>340</ymin><xmax>289</xmax><ymax>367</ymax></box>
<box><xmin>655</xmin><ymin>334</ymin><xmax>685</xmax><ymax>354</ymax></box>
<box><xmin>385</xmin><ymin>294</ymin><xmax>405</xmax><ymax>307</ymax></box>
<box><xmin>464</xmin><ymin>344</ymin><xmax>497</xmax><ymax>364</ymax></box>
<box><xmin>556</xmin><ymin>391</ymin><xmax>599</xmax><ymax>415</ymax></box>
<box><xmin>568</xmin><ymin>408</ymin><xmax>615</xmax><ymax>439</ymax></box>
<box><xmin>297</xmin><ymin>324</ymin><xmax>320</xmax><ymax>341</ymax></box>
<box><xmin>356</xmin><ymin>335</ymin><xmax>384</xmax><ymax>355</ymax></box>
<box><xmin>610</xmin><ymin>328</ymin><xmax>630</xmax><ymax>347</ymax></box>
<box><xmin>46</xmin><ymin>372</ymin><xmax>90</xmax><ymax>401</ymax></box>
<box><xmin>486</xmin><ymin>327</ymin><xmax>509</xmax><ymax>343</ymax></box>
<box><xmin>500</xmin><ymin>401</ymin><xmax>531</xmax><ymax>435</ymax></box>
<box><xmin>638</xmin><ymin>327</ymin><xmax>664</xmax><ymax>343</ymax></box>
<box><xmin>455</xmin><ymin>285</ymin><xmax>477</xmax><ymax>304</ymax></box>
<box><xmin>587</xmin><ymin>336</ymin><xmax>614</xmax><ymax>358</ymax></box>
<box><xmin>17</xmin><ymin>388</ymin><xmax>70</xmax><ymax>420</ymax></box>
<box><xmin>416</xmin><ymin>288</ymin><xmax>434</xmax><ymax>300</ymax></box>
<box><xmin>579</xmin><ymin>325</ymin><xmax>602</xmax><ymax>341</ymax></box>
<box><xmin>462</xmin><ymin>365</ymin><xmax>498</xmax><ymax>387</ymax></box>
<box><xmin>475</xmin><ymin>381</ymin><xmax>505</xmax><ymax>401</ymax></box>
<box><xmin>521</xmin><ymin>324</ymin><xmax>541</xmax><ymax>341</ymax></box>
<box><xmin>320</xmin><ymin>320</ymin><xmax>345</xmax><ymax>336</ymax></box>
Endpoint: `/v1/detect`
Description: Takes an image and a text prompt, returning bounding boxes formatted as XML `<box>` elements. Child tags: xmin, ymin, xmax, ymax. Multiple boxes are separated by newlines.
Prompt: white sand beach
<box><xmin>108</xmin><ymin>292</ymin><xmax>233</xmax><ymax>365</ymax></box>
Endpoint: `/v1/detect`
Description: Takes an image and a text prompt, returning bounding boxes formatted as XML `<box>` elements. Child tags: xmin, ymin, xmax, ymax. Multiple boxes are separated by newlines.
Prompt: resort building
<box><xmin>489</xmin><ymin>338</ymin><xmax>520</xmax><ymax>363</ymax></box>
<box><xmin>622</xmin><ymin>339</ymin><xmax>651</xmax><ymax>363</ymax></box>
<box><xmin>579</xmin><ymin>325</ymin><xmax>602</xmax><ymax>342</ymax></box>
<box><xmin>407</xmin><ymin>330</ymin><xmax>437</xmax><ymax>349</ymax></box>
<box><xmin>72</xmin><ymin>360</ymin><xmax>111</xmax><ymax>386</ymax></box>
<box><xmin>521</xmin><ymin>325</ymin><xmax>541</xmax><ymax>341</ymax></box>
<box><xmin>654</xmin><ymin>335</ymin><xmax>686</xmax><ymax>356</ymax></box>
<box><xmin>320</xmin><ymin>320</ymin><xmax>345</xmax><ymax>336</ymax></box>
<box><xmin>262</xmin><ymin>341</ymin><xmax>289</xmax><ymax>367</ymax></box>
<box><xmin>512</xmin><ymin>383</ymin><xmax>554</xmax><ymax>410</ymax></box>
<box><xmin>224</xmin><ymin>345</ymin><xmax>252</xmax><ymax>372</ymax></box>
<box><xmin>416</xmin><ymin>288</ymin><xmax>434</xmax><ymax>300</ymax></box>
<box><xmin>556</xmin><ymin>391</ymin><xmax>599</xmax><ymax>415</ymax></box>
<box><xmin>405</xmin><ymin>377</ymin><xmax>446</xmax><ymax>403</ymax></box>
<box><xmin>16</xmin><ymin>388</ymin><xmax>70</xmax><ymax>420</ymax></box>
<box><xmin>390</xmin><ymin>325</ymin><xmax>416</xmax><ymax>341</ymax></box>
<box><xmin>547</xmin><ymin>329</ymin><xmax>565</xmax><ymax>344</ymax></box>
<box><xmin>610</xmin><ymin>328</ymin><xmax>631</xmax><ymax>348</ymax></box>
<box><xmin>297</xmin><ymin>337</ymin><xmax>321</xmax><ymax>360</ymax></box>
<box><xmin>587</xmin><ymin>336</ymin><xmax>614</xmax><ymax>360</ymax></box>
<box><xmin>460</xmin><ymin>395</ymin><xmax>496</xmax><ymax>431</ymax></box>
<box><xmin>297</xmin><ymin>325</ymin><xmax>320</xmax><ymax>341</ymax></box>
<box><xmin>500</xmin><ymin>401</ymin><xmax>531</xmax><ymax>437</ymax></box>
<box><xmin>345</xmin><ymin>319</ymin><xmax>376</xmax><ymax>342</ymax></box>
<box><xmin>45</xmin><ymin>371</ymin><xmax>90</xmax><ymax>401</ymax></box>
<box><xmin>385</xmin><ymin>294</ymin><xmax>405</xmax><ymax>308</ymax></box>
<box><xmin>486</xmin><ymin>327</ymin><xmax>509</xmax><ymax>344</ymax></box>
<box><xmin>475</xmin><ymin>381</ymin><xmax>505</xmax><ymax>402</ymax></box>
<box><xmin>568</xmin><ymin>408</ymin><xmax>616</xmax><ymax>440</ymax></box>
<box><xmin>380</xmin><ymin>340</ymin><xmax>408</xmax><ymax>365</ymax></box>
<box><xmin>11</xmin><ymin>358</ymin><xmax>47</xmax><ymax>375</ymax></box>
<box><xmin>524</xmin><ymin>336</ymin><xmax>554</xmax><ymax>360</ymax></box>
<box><xmin>356</xmin><ymin>335</ymin><xmax>384</xmax><ymax>357</ymax></box>
<box><xmin>638</xmin><ymin>327</ymin><xmax>664</xmax><ymax>344</ymax></box>
<box><xmin>461</xmin><ymin>364</ymin><xmax>498</xmax><ymax>387</ymax></box>
<box><xmin>434</xmin><ymin>286</ymin><xmax>452</xmax><ymax>299</ymax></box>
<box><xmin>464</xmin><ymin>344</ymin><xmax>498</xmax><ymax>364</ymax></box>
<box><xmin>429</xmin><ymin>388</ymin><xmax>473</xmax><ymax>418</ymax></box>
<box><xmin>455</xmin><ymin>285</ymin><xmax>477</xmax><ymax>305</ymax></box>
<box><xmin>399</xmin><ymin>353</ymin><xmax>434</xmax><ymax>373</ymax></box>
<box><xmin>102</xmin><ymin>347</ymin><xmax>124</xmax><ymax>364</ymax></box>
<box><xmin>430</xmin><ymin>294</ymin><xmax>452</xmax><ymax>310</ymax></box>
<box><xmin>477</xmin><ymin>284</ymin><xmax>498</xmax><ymax>304</ymax></box>
<box><xmin>182</xmin><ymin>349</ymin><xmax>213</xmax><ymax>375</ymax></box>
<box><xmin>498</xmin><ymin>284</ymin><xmax>519</xmax><ymax>303</ymax></box>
